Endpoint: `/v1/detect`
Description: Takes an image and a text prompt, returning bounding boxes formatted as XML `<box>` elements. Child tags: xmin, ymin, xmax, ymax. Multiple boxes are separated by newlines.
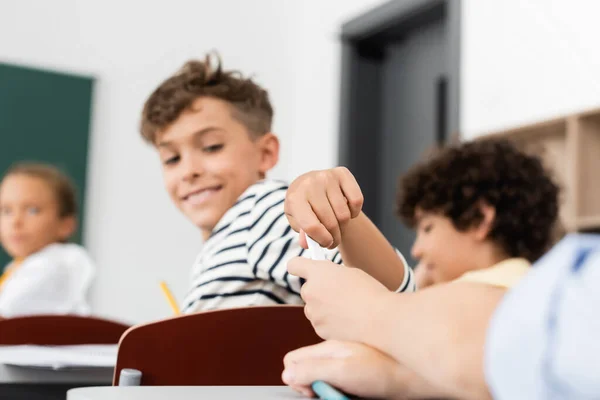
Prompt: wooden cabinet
<box><xmin>481</xmin><ymin>108</ymin><xmax>600</xmax><ymax>233</ymax></box>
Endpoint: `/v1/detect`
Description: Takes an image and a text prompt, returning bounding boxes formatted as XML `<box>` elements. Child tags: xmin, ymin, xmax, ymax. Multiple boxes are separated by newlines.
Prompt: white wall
<box><xmin>0</xmin><ymin>0</ymin><xmax>385</xmax><ymax>323</ymax></box>
<box><xmin>461</xmin><ymin>0</ymin><xmax>600</xmax><ymax>138</ymax></box>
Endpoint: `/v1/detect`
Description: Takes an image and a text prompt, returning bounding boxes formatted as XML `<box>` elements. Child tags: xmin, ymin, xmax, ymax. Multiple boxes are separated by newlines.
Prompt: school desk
<box><xmin>68</xmin><ymin>386</ymin><xmax>303</xmax><ymax>400</ymax></box>
<box><xmin>0</xmin><ymin>315</ymin><xmax>127</xmax><ymax>400</ymax></box>
<box><xmin>0</xmin><ymin>364</ymin><xmax>112</xmax><ymax>400</ymax></box>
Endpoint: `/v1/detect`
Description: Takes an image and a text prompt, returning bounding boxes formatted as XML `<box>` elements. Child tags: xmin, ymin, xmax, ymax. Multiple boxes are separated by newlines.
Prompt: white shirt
<box><xmin>182</xmin><ymin>179</ymin><xmax>415</xmax><ymax>313</ymax></box>
<box><xmin>0</xmin><ymin>243</ymin><xmax>95</xmax><ymax>318</ymax></box>
<box><xmin>486</xmin><ymin>233</ymin><xmax>600</xmax><ymax>399</ymax></box>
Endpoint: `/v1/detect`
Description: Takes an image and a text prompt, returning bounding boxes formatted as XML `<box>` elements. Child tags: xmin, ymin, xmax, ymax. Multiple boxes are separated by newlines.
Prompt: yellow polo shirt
<box><xmin>454</xmin><ymin>258</ymin><xmax>531</xmax><ymax>289</ymax></box>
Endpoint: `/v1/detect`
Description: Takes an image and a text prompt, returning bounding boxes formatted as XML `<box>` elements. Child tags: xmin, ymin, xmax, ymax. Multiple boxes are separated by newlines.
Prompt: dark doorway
<box><xmin>338</xmin><ymin>0</ymin><xmax>461</xmax><ymax>264</ymax></box>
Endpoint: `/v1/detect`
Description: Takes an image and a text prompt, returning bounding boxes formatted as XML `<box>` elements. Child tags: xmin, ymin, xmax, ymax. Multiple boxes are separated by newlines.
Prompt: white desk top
<box><xmin>68</xmin><ymin>386</ymin><xmax>304</xmax><ymax>400</ymax></box>
<box><xmin>0</xmin><ymin>344</ymin><xmax>116</xmax><ymax>384</ymax></box>
<box><xmin>0</xmin><ymin>344</ymin><xmax>117</xmax><ymax>369</ymax></box>
<box><xmin>0</xmin><ymin>364</ymin><xmax>113</xmax><ymax>384</ymax></box>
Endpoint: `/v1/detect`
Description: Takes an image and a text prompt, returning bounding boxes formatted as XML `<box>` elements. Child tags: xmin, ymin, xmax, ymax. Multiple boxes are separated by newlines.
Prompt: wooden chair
<box><xmin>114</xmin><ymin>306</ymin><xmax>321</xmax><ymax>386</ymax></box>
<box><xmin>0</xmin><ymin>315</ymin><xmax>130</xmax><ymax>345</ymax></box>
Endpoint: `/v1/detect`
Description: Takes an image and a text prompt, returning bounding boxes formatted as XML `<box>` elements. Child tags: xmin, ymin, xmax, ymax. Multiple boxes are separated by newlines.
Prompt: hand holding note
<box><xmin>288</xmin><ymin>256</ymin><xmax>389</xmax><ymax>342</ymax></box>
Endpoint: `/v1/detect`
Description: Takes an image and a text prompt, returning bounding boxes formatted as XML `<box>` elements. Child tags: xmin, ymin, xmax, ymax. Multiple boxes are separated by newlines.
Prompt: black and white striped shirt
<box><xmin>181</xmin><ymin>179</ymin><xmax>415</xmax><ymax>314</ymax></box>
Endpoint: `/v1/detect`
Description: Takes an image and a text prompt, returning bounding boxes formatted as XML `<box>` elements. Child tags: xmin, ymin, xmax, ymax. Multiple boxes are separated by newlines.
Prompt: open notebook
<box><xmin>0</xmin><ymin>344</ymin><xmax>118</xmax><ymax>370</ymax></box>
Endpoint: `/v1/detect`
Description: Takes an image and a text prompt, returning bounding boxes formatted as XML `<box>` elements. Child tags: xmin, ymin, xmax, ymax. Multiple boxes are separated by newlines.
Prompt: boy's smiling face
<box><xmin>156</xmin><ymin>97</ymin><xmax>279</xmax><ymax>239</ymax></box>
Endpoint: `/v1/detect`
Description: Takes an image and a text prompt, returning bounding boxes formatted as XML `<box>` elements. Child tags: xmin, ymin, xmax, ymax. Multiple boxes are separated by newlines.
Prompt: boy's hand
<box><xmin>287</xmin><ymin>257</ymin><xmax>391</xmax><ymax>342</ymax></box>
<box><xmin>285</xmin><ymin>167</ymin><xmax>363</xmax><ymax>249</ymax></box>
<box><xmin>282</xmin><ymin>340</ymin><xmax>402</xmax><ymax>399</ymax></box>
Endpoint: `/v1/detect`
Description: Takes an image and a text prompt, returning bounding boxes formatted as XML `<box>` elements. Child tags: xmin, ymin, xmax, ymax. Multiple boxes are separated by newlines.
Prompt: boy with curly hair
<box><xmin>397</xmin><ymin>138</ymin><xmax>560</xmax><ymax>288</ymax></box>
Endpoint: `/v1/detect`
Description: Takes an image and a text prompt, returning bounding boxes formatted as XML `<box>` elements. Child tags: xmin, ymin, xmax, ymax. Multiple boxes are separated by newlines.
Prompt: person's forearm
<box><xmin>367</xmin><ymin>283</ymin><xmax>505</xmax><ymax>399</ymax></box>
<box><xmin>339</xmin><ymin>212</ymin><xmax>406</xmax><ymax>290</ymax></box>
<box><xmin>390</xmin><ymin>362</ymin><xmax>453</xmax><ymax>399</ymax></box>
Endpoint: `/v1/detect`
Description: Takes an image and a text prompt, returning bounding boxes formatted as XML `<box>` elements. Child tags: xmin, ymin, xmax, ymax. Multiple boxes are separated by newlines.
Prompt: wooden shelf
<box><xmin>576</xmin><ymin>216</ymin><xmax>600</xmax><ymax>231</ymax></box>
<box><xmin>575</xmin><ymin>106</ymin><xmax>600</xmax><ymax>119</ymax></box>
<box><xmin>576</xmin><ymin>113</ymin><xmax>600</xmax><ymax>221</ymax></box>
<box><xmin>481</xmin><ymin>107</ymin><xmax>600</xmax><ymax>232</ymax></box>
<box><xmin>483</xmin><ymin>118</ymin><xmax>566</xmax><ymax>141</ymax></box>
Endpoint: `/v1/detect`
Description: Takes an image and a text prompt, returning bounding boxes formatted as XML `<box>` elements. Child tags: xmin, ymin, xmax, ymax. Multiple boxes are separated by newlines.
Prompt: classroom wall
<box><xmin>1</xmin><ymin>0</ymin><xmax>597</xmax><ymax>322</ymax></box>
<box><xmin>461</xmin><ymin>0</ymin><xmax>600</xmax><ymax>137</ymax></box>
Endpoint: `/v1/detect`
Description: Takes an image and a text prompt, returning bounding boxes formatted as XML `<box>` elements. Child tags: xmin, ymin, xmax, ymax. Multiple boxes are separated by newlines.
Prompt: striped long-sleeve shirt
<box><xmin>181</xmin><ymin>179</ymin><xmax>414</xmax><ymax>314</ymax></box>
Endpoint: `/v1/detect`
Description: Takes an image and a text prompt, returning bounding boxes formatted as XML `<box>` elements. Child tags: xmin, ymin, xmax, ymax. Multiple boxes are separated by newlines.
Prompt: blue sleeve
<box><xmin>485</xmin><ymin>234</ymin><xmax>600</xmax><ymax>400</ymax></box>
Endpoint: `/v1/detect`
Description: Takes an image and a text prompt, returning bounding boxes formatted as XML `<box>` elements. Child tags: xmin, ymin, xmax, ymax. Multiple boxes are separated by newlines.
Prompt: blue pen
<box><xmin>311</xmin><ymin>381</ymin><xmax>351</xmax><ymax>400</ymax></box>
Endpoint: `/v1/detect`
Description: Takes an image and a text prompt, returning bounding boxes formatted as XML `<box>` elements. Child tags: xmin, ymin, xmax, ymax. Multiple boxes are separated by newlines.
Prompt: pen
<box><xmin>312</xmin><ymin>381</ymin><xmax>351</xmax><ymax>400</ymax></box>
<box><xmin>159</xmin><ymin>281</ymin><xmax>181</xmax><ymax>315</ymax></box>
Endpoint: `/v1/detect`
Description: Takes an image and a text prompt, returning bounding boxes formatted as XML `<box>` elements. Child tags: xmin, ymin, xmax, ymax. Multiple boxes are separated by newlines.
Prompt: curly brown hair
<box><xmin>140</xmin><ymin>52</ymin><xmax>273</xmax><ymax>144</ymax></box>
<box><xmin>397</xmin><ymin>138</ymin><xmax>560</xmax><ymax>262</ymax></box>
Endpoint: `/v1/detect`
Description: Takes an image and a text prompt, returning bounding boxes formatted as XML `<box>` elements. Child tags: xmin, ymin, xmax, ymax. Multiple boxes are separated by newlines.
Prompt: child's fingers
<box><xmin>287</xmin><ymin>198</ymin><xmax>334</xmax><ymax>247</ymax></box>
<box><xmin>336</xmin><ymin>167</ymin><xmax>364</xmax><ymax>218</ymax></box>
<box><xmin>285</xmin><ymin>211</ymin><xmax>302</xmax><ymax>233</ymax></box>
<box><xmin>287</xmin><ymin>383</ymin><xmax>315</xmax><ymax>398</ymax></box>
<box><xmin>326</xmin><ymin>185</ymin><xmax>352</xmax><ymax>228</ymax></box>
<box><xmin>286</xmin><ymin>218</ymin><xmax>309</xmax><ymax>250</ymax></box>
<box><xmin>299</xmin><ymin>230</ymin><xmax>308</xmax><ymax>250</ymax></box>
<box><xmin>283</xmin><ymin>358</ymin><xmax>348</xmax><ymax>391</ymax></box>
<box><xmin>306</xmin><ymin>187</ymin><xmax>341</xmax><ymax>248</ymax></box>
<box><xmin>287</xmin><ymin>257</ymin><xmax>320</xmax><ymax>279</ymax></box>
